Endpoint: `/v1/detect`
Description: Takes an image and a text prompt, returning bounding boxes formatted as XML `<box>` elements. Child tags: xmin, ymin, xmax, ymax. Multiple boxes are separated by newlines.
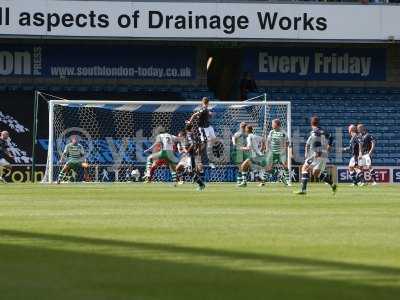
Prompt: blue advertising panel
<box><xmin>393</xmin><ymin>169</ymin><xmax>400</xmax><ymax>183</ymax></box>
<box><xmin>0</xmin><ymin>45</ymin><xmax>196</xmax><ymax>79</ymax></box>
<box><xmin>243</xmin><ymin>47</ymin><xmax>386</xmax><ymax>81</ymax></box>
<box><xmin>337</xmin><ymin>168</ymin><xmax>352</xmax><ymax>183</ymax></box>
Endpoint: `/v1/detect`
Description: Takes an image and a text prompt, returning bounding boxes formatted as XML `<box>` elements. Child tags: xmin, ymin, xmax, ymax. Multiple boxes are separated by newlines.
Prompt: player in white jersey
<box><xmin>237</xmin><ymin>125</ymin><xmax>267</xmax><ymax>187</ymax></box>
<box><xmin>0</xmin><ymin>131</ymin><xmax>14</xmax><ymax>183</ymax></box>
<box><xmin>144</xmin><ymin>128</ymin><xmax>180</xmax><ymax>185</ymax></box>
<box><xmin>57</xmin><ymin>135</ymin><xmax>89</xmax><ymax>183</ymax></box>
<box><xmin>260</xmin><ymin>119</ymin><xmax>290</xmax><ymax>186</ymax></box>
<box><xmin>176</xmin><ymin>126</ymin><xmax>195</xmax><ymax>184</ymax></box>
<box><xmin>232</xmin><ymin>122</ymin><xmax>249</xmax><ymax>184</ymax></box>
<box><xmin>176</xmin><ymin>131</ymin><xmax>189</xmax><ymax>184</ymax></box>
<box><xmin>295</xmin><ymin>117</ymin><xmax>337</xmax><ymax>195</ymax></box>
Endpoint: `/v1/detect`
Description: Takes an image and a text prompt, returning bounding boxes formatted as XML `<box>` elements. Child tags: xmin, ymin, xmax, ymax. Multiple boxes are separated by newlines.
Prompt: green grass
<box><xmin>0</xmin><ymin>183</ymin><xmax>399</xmax><ymax>300</ymax></box>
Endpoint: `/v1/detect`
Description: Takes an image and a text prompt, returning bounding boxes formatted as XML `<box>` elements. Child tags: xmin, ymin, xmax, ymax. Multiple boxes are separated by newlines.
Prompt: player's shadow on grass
<box><xmin>0</xmin><ymin>229</ymin><xmax>399</xmax><ymax>300</ymax></box>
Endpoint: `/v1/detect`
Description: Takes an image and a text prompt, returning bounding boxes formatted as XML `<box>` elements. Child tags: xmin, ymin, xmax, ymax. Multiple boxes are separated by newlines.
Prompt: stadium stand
<box><xmin>1</xmin><ymin>0</ymin><xmax>399</xmax><ymax>184</ymax></box>
<box><xmin>248</xmin><ymin>87</ymin><xmax>400</xmax><ymax>165</ymax></box>
<box><xmin>2</xmin><ymin>83</ymin><xmax>398</xmax><ymax>166</ymax></box>
<box><xmin>33</xmin><ymin>83</ymin><xmax>398</xmax><ymax>166</ymax></box>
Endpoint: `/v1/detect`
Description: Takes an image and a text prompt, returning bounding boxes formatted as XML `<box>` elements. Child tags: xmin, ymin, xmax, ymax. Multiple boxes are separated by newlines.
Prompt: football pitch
<box><xmin>0</xmin><ymin>183</ymin><xmax>399</xmax><ymax>300</ymax></box>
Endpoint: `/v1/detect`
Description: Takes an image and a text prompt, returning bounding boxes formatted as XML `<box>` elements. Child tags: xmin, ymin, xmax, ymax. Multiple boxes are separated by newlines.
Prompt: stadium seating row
<box><xmin>224</xmin><ymin>87</ymin><xmax>399</xmax><ymax>165</ymax></box>
<box><xmin>0</xmin><ymin>84</ymin><xmax>217</xmax><ymax>101</ymax></box>
<box><xmin>255</xmin><ymin>87</ymin><xmax>400</xmax><ymax>95</ymax></box>
<box><xmin>289</xmin><ymin>95</ymin><xmax>400</xmax><ymax>165</ymax></box>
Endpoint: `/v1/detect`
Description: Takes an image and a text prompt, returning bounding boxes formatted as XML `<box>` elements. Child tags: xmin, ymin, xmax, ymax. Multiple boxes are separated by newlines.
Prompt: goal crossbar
<box><xmin>48</xmin><ymin>100</ymin><xmax>291</xmax><ymax>106</ymax></box>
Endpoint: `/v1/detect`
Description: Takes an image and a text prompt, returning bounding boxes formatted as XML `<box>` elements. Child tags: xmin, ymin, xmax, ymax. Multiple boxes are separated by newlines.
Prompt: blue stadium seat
<box><xmin>77</xmin><ymin>86</ymin><xmax>89</xmax><ymax>93</ymax></box>
<box><xmin>48</xmin><ymin>85</ymin><xmax>62</xmax><ymax>92</ymax></box>
<box><xmin>261</xmin><ymin>86</ymin><xmax>400</xmax><ymax>165</ymax></box>
<box><xmin>90</xmin><ymin>85</ymin><xmax>104</xmax><ymax>92</ymax></box>
<box><xmin>116</xmin><ymin>86</ymin><xmax>129</xmax><ymax>93</ymax></box>
<box><xmin>22</xmin><ymin>85</ymin><xmax>35</xmax><ymax>92</ymax></box>
<box><xmin>63</xmin><ymin>85</ymin><xmax>78</xmax><ymax>92</ymax></box>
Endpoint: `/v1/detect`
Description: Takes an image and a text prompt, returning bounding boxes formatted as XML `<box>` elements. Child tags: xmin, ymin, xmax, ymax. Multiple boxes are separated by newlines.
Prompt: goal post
<box><xmin>42</xmin><ymin>97</ymin><xmax>291</xmax><ymax>184</ymax></box>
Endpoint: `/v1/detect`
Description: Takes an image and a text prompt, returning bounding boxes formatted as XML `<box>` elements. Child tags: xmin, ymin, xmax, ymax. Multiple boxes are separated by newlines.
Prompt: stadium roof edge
<box><xmin>1</xmin><ymin>34</ymin><xmax>399</xmax><ymax>44</ymax></box>
<box><xmin>61</xmin><ymin>0</ymin><xmax>399</xmax><ymax>5</ymax></box>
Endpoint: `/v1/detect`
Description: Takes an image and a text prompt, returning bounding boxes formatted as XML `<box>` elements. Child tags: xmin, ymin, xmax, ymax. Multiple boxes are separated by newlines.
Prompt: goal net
<box><xmin>42</xmin><ymin>97</ymin><xmax>291</xmax><ymax>184</ymax></box>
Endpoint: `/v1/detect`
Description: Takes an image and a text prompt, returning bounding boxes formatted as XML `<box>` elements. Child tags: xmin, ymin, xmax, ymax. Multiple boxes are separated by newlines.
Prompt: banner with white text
<box><xmin>0</xmin><ymin>44</ymin><xmax>196</xmax><ymax>79</ymax></box>
<box><xmin>243</xmin><ymin>47</ymin><xmax>386</xmax><ymax>81</ymax></box>
<box><xmin>337</xmin><ymin>166</ymin><xmax>399</xmax><ymax>184</ymax></box>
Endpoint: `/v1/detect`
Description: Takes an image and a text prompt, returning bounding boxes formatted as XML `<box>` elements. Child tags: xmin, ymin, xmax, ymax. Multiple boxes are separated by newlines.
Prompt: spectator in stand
<box><xmin>240</xmin><ymin>72</ymin><xmax>257</xmax><ymax>101</ymax></box>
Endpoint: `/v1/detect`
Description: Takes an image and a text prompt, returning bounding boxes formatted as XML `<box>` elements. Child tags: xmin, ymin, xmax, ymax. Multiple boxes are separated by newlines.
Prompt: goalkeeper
<box><xmin>57</xmin><ymin>136</ymin><xmax>89</xmax><ymax>184</ymax></box>
<box><xmin>261</xmin><ymin>119</ymin><xmax>290</xmax><ymax>186</ymax></box>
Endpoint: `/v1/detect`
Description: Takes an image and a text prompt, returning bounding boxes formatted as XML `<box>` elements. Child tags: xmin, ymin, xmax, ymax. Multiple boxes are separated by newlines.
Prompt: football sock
<box><xmin>283</xmin><ymin>168</ymin><xmax>290</xmax><ymax>183</ymax></box>
<box><xmin>58</xmin><ymin>171</ymin><xmax>66</xmax><ymax>181</ymax></box>
<box><xmin>357</xmin><ymin>171</ymin><xmax>365</xmax><ymax>183</ymax></box>
<box><xmin>301</xmin><ymin>172</ymin><xmax>309</xmax><ymax>192</ymax></box>
<box><xmin>199</xmin><ymin>170</ymin><xmax>205</xmax><ymax>183</ymax></box>
<box><xmin>370</xmin><ymin>169</ymin><xmax>377</xmax><ymax>182</ymax></box>
<box><xmin>350</xmin><ymin>171</ymin><xmax>358</xmax><ymax>184</ymax></box>
<box><xmin>319</xmin><ymin>172</ymin><xmax>333</xmax><ymax>186</ymax></box>
<box><xmin>241</xmin><ymin>171</ymin><xmax>248</xmax><ymax>183</ymax></box>
<box><xmin>262</xmin><ymin>171</ymin><xmax>269</xmax><ymax>183</ymax></box>
<box><xmin>236</xmin><ymin>172</ymin><xmax>242</xmax><ymax>184</ymax></box>
<box><xmin>171</xmin><ymin>171</ymin><xmax>177</xmax><ymax>183</ymax></box>
<box><xmin>193</xmin><ymin>172</ymin><xmax>204</xmax><ymax>187</ymax></box>
<box><xmin>145</xmin><ymin>159</ymin><xmax>152</xmax><ymax>176</ymax></box>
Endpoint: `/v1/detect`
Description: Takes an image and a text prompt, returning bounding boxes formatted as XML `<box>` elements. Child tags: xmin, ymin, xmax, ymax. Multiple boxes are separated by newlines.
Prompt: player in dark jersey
<box><xmin>187</xmin><ymin>97</ymin><xmax>220</xmax><ymax>169</ymax></box>
<box><xmin>342</xmin><ymin>124</ymin><xmax>363</xmax><ymax>186</ymax></box>
<box><xmin>295</xmin><ymin>117</ymin><xmax>337</xmax><ymax>195</ymax></box>
<box><xmin>0</xmin><ymin>131</ymin><xmax>13</xmax><ymax>183</ymax></box>
<box><xmin>176</xmin><ymin>124</ymin><xmax>205</xmax><ymax>191</ymax></box>
<box><xmin>357</xmin><ymin>124</ymin><xmax>377</xmax><ymax>185</ymax></box>
<box><xmin>187</xmin><ymin>97</ymin><xmax>216</xmax><ymax>143</ymax></box>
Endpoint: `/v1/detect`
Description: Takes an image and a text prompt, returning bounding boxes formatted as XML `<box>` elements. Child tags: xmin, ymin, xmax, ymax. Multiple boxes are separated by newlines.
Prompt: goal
<box><xmin>42</xmin><ymin>97</ymin><xmax>291</xmax><ymax>184</ymax></box>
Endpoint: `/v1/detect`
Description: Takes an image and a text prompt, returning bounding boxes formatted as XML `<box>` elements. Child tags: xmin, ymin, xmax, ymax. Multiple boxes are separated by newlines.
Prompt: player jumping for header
<box><xmin>144</xmin><ymin>128</ymin><xmax>180</xmax><ymax>186</ymax></box>
<box><xmin>57</xmin><ymin>135</ymin><xmax>89</xmax><ymax>184</ymax></box>
<box><xmin>187</xmin><ymin>97</ymin><xmax>216</xmax><ymax>144</ymax></box>
<box><xmin>295</xmin><ymin>116</ymin><xmax>337</xmax><ymax>195</ymax></box>
<box><xmin>186</xmin><ymin>97</ymin><xmax>221</xmax><ymax>169</ymax></box>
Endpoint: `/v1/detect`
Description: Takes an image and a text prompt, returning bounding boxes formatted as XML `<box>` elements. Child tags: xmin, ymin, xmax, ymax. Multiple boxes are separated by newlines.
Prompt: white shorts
<box><xmin>359</xmin><ymin>154</ymin><xmax>372</xmax><ymax>167</ymax></box>
<box><xmin>0</xmin><ymin>158</ymin><xmax>10</xmax><ymax>167</ymax></box>
<box><xmin>305</xmin><ymin>156</ymin><xmax>328</xmax><ymax>172</ymax></box>
<box><xmin>348</xmin><ymin>157</ymin><xmax>358</xmax><ymax>168</ymax></box>
<box><xmin>199</xmin><ymin>126</ymin><xmax>216</xmax><ymax>142</ymax></box>
<box><xmin>178</xmin><ymin>155</ymin><xmax>192</xmax><ymax>169</ymax></box>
